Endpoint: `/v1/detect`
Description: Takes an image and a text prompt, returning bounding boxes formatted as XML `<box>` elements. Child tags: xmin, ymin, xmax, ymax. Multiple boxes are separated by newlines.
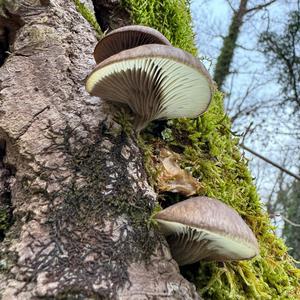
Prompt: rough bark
<box><xmin>0</xmin><ymin>1</ymin><xmax>199</xmax><ymax>299</ymax></box>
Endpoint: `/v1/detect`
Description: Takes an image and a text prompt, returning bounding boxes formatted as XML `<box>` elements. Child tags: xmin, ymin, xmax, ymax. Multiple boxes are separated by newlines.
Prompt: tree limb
<box><xmin>246</xmin><ymin>0</ymin><xmax>277</xmax><ymax>14</ymax></box>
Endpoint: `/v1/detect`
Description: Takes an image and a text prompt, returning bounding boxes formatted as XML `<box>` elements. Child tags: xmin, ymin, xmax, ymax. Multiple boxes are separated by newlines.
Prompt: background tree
<box><xmin>214</xmin><ymin>0</ymin><xmax>276</xmax><ymax>89</ymax></box>
<box><xmin>258</xmin><ymin>7</ymin><xmax>300</xmax><ymax>261</ymax></box>
<box><xmin>279</xmin><ymin>177</ymin><xmax>300</xmax><ymax>264</ymax></box>
<box><xmin>259</xmin><ymin>7</ymin><xmax>300</xmax><ymax>131</ymax></box>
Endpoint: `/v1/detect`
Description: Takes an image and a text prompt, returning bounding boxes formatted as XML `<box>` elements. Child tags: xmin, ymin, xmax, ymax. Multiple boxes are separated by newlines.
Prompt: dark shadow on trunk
<box><xmin>0</xmin><ymin>139</ymin><xmax>15</xmax><ymax>241</ymax></box>
<box><xmin>92</xmin><ymin>0</ymin><xmax>131</xmax><ymax>32</ymax></box>
<box><xmin>0</xmin><ymin>11</ymin><xmax>23</xmax><ymax>67</ymax></box>
<box><xmin>0</xmin><ymin>25</ymin><xmax>9</xmax><ymax>66</ymax></box>
<box><xmin>158</xmin><ymin>191</ymin><xmax>186</xmax><ymax>209</ymax></box>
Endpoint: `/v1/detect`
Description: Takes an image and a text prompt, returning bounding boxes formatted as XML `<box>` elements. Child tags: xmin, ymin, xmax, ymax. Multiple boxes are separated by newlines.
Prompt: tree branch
<box><xmin>225</xmin><ymin>0</ymin><xmax>237</xmax><ymax>13</ymax></box>
<box><xmin>272</xmin><ymin>212</ymin><xmax>300</xmax><ymax>227</ymax></box>
<box><xmin>240</xmin><ymin>144</ymin><xmax>300</xmax><ymax>181</ymax></box>
<box><xmin>246</xmin><ymin>0</ymin><xmax>277</xmax><ymax>14</ymax></box>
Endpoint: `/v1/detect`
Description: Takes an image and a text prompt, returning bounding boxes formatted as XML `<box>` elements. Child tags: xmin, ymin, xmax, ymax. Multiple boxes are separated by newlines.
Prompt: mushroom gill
<box><xmin>154</xmin><ymin>196</ymin><xmax>259</xmax><ymax>266</ymax></box>
<box><xmin>86</xmin><ymin>44</ymin><xmax>213</xmax><ymax>131</ymax></box>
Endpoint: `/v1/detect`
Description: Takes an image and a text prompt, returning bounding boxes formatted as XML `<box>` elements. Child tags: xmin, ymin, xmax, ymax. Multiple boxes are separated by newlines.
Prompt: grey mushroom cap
<box><xmin>154</xmin><ymin>196</ymin><xmax>259</xmax><ymax>266</ymax></box>
<box><xmin>94</xmin><ymin>25</ymin><xmax>171</xmax><ymax>64</ymax></box>
<box><xmin>86</xmin><ymin>44</ymin><xmax>213</xmax><ymax>131</ymax></box>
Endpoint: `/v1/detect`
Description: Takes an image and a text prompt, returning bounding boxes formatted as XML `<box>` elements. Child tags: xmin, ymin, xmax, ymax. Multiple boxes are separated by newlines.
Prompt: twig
<box><xmin>272</xmin><ymin>212</ymin><xmax>300</xmax><ymax>227</ymax></box>
<box><xmin>240</xmin><ymin>143</ymin><xmax>300</xmax><ymax>181</ymax></box>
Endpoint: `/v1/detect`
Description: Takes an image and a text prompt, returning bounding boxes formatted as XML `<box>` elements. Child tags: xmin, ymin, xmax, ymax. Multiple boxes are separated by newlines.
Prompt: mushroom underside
<box><xmin>159</xmin><ymin>220</ymin><xmax>258</xmax><ymax>266</ymax></box>
<box><xmin>86</xmin><ymin>57</ymin><xmax>211</xmax><ymax>130</ymax></box>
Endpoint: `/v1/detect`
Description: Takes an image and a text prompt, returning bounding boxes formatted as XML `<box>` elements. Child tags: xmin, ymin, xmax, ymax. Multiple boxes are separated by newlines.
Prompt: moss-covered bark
<box><xmin>121</xmin><ymin>0</ymin><xmax>300</xmax><ymax>299</ymax></box>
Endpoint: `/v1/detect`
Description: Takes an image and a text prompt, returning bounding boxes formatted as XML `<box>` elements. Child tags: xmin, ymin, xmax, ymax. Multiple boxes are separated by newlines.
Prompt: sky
<box><xmin>190</xmin><ymin>0</ymin><xmax>299</xmax><ymax>217</ymax></box>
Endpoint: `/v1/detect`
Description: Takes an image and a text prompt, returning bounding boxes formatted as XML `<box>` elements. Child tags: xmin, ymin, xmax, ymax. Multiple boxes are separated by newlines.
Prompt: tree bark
<box><xmin>0</xmin><ymin>1</ymin><xmax>199</xmax><ymax>299</ymax></box>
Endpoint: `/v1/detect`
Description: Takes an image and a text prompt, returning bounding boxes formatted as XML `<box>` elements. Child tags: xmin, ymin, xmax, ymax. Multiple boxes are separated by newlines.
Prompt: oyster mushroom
<box><xmin>94</xmin><ymin>25</ymin><xmax>171</xmax><ymax>64</ymax></box>
<box><xmin>86</xmin><ymin>44</ymin><xmax>213</xmax><ymax>130</ymax></box>
<box><xmin>154</xmin><ymin>196</ymin><xmax>259</xmax><ymax>266</ymax></box>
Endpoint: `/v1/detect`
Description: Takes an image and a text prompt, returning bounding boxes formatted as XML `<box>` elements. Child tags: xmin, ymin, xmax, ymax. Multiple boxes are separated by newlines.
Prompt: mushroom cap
<box><xmin>154</xmin><ymin>196</ymin><xmax>259</xmax><ymax>266</ymax></box>
<box><xmin>86</xmin><ymin>44</ymin><xmax>213</xmax><ymax>130</ymax></box>
<box><xmin>94</xmin><ymin>25</ymin><xmax>171</xmax><ymax>64</ymax></box>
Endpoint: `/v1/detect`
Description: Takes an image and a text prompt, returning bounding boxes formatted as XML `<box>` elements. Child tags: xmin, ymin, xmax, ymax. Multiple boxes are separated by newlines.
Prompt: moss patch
<box><xmin>122</xmin><ymin>0</ymin><xmax>300</xmax><ymax>299</ymax></box>
<box><xmin>73</xmin><ymin>0</ymin><xmax>102</xmax><ymax>37</ymax></box>
<box><xmin>121</xmin><ymin>0</ymin><xmax>197</xmax><ymax>55</ymax></box>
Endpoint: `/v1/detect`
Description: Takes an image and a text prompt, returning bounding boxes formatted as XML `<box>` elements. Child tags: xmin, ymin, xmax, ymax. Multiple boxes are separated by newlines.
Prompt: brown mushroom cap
<box><xmin>154</xmin><ymin>196</ymin><xmax>259</xmax><ymax>266</ymax></box>
<box><xmin>86</xmin><ymin>44</ymin><xmax>213</xmax><ymax>130</ymax></box>
<box><xmin>94</xmin><ymin>25</ymin><xmax>171</xmax><ymax>64</ymax></box>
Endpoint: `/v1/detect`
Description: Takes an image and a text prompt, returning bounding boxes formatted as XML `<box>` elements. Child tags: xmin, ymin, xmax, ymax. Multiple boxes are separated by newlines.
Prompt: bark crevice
<box><xmin>0</xmin><ymin>138</ymin><xmax>15</xmax><ymax>241</ymax></box>
<box><xmin>0</xmin><ymin>12</ymin><xmax>23</xmax><ymax>67</ymax></box>
<box><xmin>92</xmin><ymin>0</ymin><xmax>131</xmax><ymax>32</ymax></box>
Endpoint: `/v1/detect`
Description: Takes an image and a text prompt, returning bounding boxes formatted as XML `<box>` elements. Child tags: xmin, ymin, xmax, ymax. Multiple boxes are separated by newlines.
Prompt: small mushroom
<box><xmin>154</xmin><ymin>196</ymin><xmax>259</xmax><ymax>266</ymax></box>
<box><xmin>94</xmin><ymin>25</ymin><xmax>171</xmax><ymax>64</ymax></box>
<box><xmin>86</xmin><ymin>44</ymin><xmax>213</xmax><ymax>130</ymax></box>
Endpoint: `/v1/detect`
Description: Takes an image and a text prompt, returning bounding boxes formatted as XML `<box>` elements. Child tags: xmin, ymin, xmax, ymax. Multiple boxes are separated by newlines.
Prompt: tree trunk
<box><xmin>0</xmin><ymin>1</ymin><xmax>199</xmax><ymax>299</ymax></box>
<box><xmin>213</xmin><ymin>0</ymin><xmax>248</xmax><ymax>89</ymax></box>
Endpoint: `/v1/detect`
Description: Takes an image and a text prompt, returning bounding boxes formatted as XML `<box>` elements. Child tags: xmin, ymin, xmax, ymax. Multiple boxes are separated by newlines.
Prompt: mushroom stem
<box><xmin>167</xmin><ymin>230</ymin><xmax>211</xmax><ymax>265</ymax></box>
<box><xmin>134</xmin><ymin>115</ymin><xmax>147</xmax><ymax>132</ymax></box>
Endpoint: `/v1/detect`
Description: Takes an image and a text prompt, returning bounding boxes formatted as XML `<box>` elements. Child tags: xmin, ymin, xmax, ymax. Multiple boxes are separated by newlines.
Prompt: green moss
<box><xmin>113</xmin><ymin>106</ymin><xmax>135</xmax><ymax>136</ymax></box>
<box><xmin>73</xmin><ymin>0</ymin><xmax>102</xmax><ymax>37</ymax></box>
<box><xmin>122</xmin><ymin>0</ymin><xmax>300</xmax><ymax>299</ymax></box>
<box><xmin>121</xmin><ymin>0</ymin><xmax>197</xmax><ymax>55</ymax></box>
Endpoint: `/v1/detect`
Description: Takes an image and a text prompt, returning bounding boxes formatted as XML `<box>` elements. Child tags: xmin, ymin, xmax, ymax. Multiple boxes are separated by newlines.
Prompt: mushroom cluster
<box><xmin>85</xmin><ymin>25</ymin><xmax>213</xmax><ymax>130</ymax></box>
<box><xmin>85</xmin><ymin>25</ymin><xmax>259</xmax><ymax>266</ymax></box>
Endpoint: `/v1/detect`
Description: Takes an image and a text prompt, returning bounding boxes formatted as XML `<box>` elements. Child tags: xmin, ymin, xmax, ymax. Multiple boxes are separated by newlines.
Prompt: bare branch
<box><xmin>272</xmin><ymin>212</ymin><xmax>300</xmax><ymax>227</ymax></box>
<box><xmin>225</xmin><ymin>0</ymin><xmax>237</xmax><ymax>12</ymax></box>
<box><xmin>240</xmin><ymin>144</ymin><xmax>300</xmax><ymax>181</ymax></box>
<box><xmin>236</xmin><ymin>43</ymin><xmax>257</xmax><ymax>51</ymax></box>
<box><xmin>246</xmin><ymin>0</ymin><xmax>277</xmax><ymax>14</ymax></box>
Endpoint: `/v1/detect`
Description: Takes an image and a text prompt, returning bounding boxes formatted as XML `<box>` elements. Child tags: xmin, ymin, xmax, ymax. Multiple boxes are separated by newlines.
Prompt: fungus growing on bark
<box><xmin>93</xmin><ymin>25</ymin><xmax>171</xmax><ymax>64</ymax></box>
<box><xmin>154</xmin><ymin>196</ymin><xmax>259</xmax><ymax>266</ymax></box>
<box><xmin>86</xmin><ymin>44</ymin><xmax>213</xmax><ymax>130</ymax></box>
